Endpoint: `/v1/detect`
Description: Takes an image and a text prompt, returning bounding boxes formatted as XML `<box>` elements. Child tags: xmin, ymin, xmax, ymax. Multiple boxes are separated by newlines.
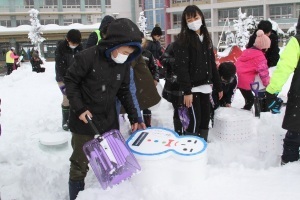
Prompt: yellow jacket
<box><xmin>6</xmin><ymin>50</ymin><xmax>15</xmax><ymax>63</ymax></box>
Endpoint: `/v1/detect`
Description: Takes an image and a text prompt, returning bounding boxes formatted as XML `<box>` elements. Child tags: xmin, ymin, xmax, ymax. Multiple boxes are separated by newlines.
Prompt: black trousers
<box><xmin>282</xmin><ymin>130</ymin><xmax>300</xmax><ymax>163</ymax></box>
<box><xmin>6</xmin><ymin>63</ymin><xmax>13</xmax><ymax>75</ymax></box>
<box><xmin>239</xmin><ymin>88</ymin><xmax>254</xmax><ymax>110</ymax></box>
<box><xmin>172</xmin><ymin>93</ymin><xmax>210</xmax><ymax>135</ymax></box>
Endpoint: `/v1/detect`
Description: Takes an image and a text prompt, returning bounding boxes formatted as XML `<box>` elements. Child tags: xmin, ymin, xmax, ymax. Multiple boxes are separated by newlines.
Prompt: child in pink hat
<box><xmin>236</xmin><ymin>30</ymin><xmax>271</xmax><ymax>110</ymax></box>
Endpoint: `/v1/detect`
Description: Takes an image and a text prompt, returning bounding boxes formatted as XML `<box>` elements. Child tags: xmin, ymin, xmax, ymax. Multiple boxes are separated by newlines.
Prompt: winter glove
<box><xmin>266</xmin><ymin>92</ymin><xmax>283</xmax><ymax>114</ymax></box>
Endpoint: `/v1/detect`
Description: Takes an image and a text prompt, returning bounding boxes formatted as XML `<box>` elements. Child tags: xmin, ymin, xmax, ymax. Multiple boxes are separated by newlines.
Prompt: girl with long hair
<box><xmin>173</xmin><ymin>5</ymin><xmax>223</xmax><ymax>141</ymax></box>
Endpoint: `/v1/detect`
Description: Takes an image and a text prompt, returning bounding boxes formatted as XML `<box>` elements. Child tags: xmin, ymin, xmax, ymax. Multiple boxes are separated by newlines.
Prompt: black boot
<box><xmin>62</xmin><ymin>105</ymin><xmax>70</xmax><ymax>131</ymax></box>
<box><xmin>199</xmin><ymin>129</ymin><xmax>209</xmax><ymax>142</ymax></box>
<box><xmin>173</xmin><ymin>117</ymin><xmax>183</xmax><ymax>135</ymax></box>
<box><xmin>69</xmin><ymin>179</ymin><xmax>85</xmax><ymax>200</ymax></box>
<box><xmin>143</xmin><ymin>114</ymin><xmax>152</xmax><ymax>128</ymax></box>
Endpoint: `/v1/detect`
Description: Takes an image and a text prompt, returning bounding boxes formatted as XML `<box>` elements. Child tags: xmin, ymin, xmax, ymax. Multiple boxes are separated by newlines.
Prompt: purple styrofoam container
<box><xmin>83</xmin><ymin>129</ymin><xmax>141</xmax><ymax>190</ymax></box>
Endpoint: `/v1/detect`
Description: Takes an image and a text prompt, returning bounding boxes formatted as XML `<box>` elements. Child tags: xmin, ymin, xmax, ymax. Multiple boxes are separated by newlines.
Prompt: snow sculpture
<box><xmin>28</xmin><ymin>9</ymin><xmax>45</xmax><ymax>58</ymax></box>
<box><xmin>138</xmin><ymin>11</ymin><xmax>148</xmax><ymax>37</ymax></box>
<box><xmin>233</xmin><ymin>8</ymin><xmax>256</xmax><ymax>49</ymax></box>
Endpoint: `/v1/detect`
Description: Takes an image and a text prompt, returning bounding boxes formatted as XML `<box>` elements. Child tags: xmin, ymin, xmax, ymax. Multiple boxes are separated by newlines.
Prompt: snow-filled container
<box><xmin>257</xmin><ymin>114</ymin><xmax>286</xmax><ymax>155</ymax></box>
<box><xmin>211</xmin><ymin>107</ymin><xmax>255</xmax><ymax>142</ymax></box>
<box><xmin>258</xmin><ymin>131</ymin><xmax>285</xmax><ymax>155</ymax></box>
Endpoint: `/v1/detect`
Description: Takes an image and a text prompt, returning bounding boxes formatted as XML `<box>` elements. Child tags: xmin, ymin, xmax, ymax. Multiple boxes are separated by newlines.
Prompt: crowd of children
<box><xmin>3</xmin><ymin>9</ymin><xmax>299</xmax><ymax>200</ymax></box>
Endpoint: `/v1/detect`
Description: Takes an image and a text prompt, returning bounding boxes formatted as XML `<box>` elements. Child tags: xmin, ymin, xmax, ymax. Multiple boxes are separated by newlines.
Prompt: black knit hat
<box><xmin>296</xmin><ymin>14</ymin><xmax>300</xmax><ymax>32</ymax></box>
<box><xmin>218</xmin><ymin>62</ymin><xmax>236</xmax><ymax>81</ymax></box>
<box><xmin>101</xmin><ymin>18</ymin><xmax>142</xmax><ymax>63</ymax></box>
<box><xmin>99</xmin><ymin>15</ymin><xmax>115</xmax><ymax>32</ymax></box>
<box><xmin>151</xmin><ymin>24</ymin><xmax>162</xmax><ymax>36</ymax></box>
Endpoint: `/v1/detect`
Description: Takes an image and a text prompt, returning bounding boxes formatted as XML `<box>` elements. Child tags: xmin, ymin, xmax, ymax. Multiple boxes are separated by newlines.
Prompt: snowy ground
<box><xmin>0</xmin><ymin>62</ymin><xmax>299</xmax><ymax>200</ymax></box>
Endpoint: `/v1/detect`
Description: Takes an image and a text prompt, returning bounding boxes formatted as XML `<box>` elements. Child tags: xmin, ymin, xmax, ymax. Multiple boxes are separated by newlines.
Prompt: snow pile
<box><xmin>0</xmin><ymin>62</ymin><xmax>300</xmax><ymax>200</ymax></box>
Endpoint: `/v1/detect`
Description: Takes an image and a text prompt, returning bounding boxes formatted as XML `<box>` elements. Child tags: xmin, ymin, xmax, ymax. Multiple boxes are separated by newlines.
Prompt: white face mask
<box><xmin>69</xmin><ymin>45</ymin><xmax>78</xmax><ymax>49</ymax></box>
<box><xmin>111</xmin><ymin>51</ymin><xmax>129</xmax><ymax>64</ymax></box>
<box><xmin>187</xmin><ymin>19</ymin><xmax>202</xmax><ymax>31</ymax></box>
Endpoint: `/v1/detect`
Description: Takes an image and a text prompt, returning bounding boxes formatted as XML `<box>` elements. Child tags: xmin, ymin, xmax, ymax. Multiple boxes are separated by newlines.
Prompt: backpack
<box><xmin>160</xmin><ymin>43</ymin><xmax>183</xmax><ymax>105</ymax></box>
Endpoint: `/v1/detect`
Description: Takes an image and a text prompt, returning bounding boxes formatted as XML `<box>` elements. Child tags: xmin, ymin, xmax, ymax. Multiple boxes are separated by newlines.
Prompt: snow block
<box><xmin>211</xmin><ymin>107</ymin><xmax>255</xmax><ymax>142</ymax></box>
<box><xmin>127</xmin><ymin>127</ymin><xmax>207</xmax><ymax>162</ymax></box>
<box><xmin>83</xmin><ymin>129</ymin><xmax>141</xmax><ymax>190</ymax></box>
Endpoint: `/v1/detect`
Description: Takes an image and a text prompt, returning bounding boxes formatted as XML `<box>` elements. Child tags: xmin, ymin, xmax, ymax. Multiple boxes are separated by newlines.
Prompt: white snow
<box><xmin>0</xmin><ymin>62</ymin><xmax>300</xmax><ymax>200</ymax></box>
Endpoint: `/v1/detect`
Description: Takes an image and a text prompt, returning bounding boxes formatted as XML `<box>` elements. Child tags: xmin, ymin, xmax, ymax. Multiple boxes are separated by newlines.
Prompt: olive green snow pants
<box><xmin>69</xmin><ymin>133</ymin><xmax>94</xmax><ymax>181</ymax></box>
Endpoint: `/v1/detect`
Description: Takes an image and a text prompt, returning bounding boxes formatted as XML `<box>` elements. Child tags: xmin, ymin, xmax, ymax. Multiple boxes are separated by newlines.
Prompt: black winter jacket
<box><xmin>212</xmin><ymin>76</ymin><xmax>237</xmax><ymax>109</ymax></box>
<box><xmin>247</xmin><ymin>30</ymin><xmax>280</xmax><ymax>67</ymax></box>
<box><xmin>161</xmin><ymin>42</ymin><xmax>182</xmax><ymax>105</ymax></box>
<box><xmin>141</xmin><ymin>49</ymin><xmax>160</xmax><ymax>81</ymax></box>
<box><xmin>65</xmin><ymin>46</ymin><xmax>138</xmax><ymax>135</ymax></box>
<box><xmin>85</xmin><ymin>31</ymin><xmax>99</xmax><ymax>49</ymax></box>
<box><xmin>30</xmin><ymin>57</ymin><xmax>43</xmax><ymax>71</ymax></box>
<box><xmin>55</xmin><ymin>40</ymin><xmax>83</xmax><ymax>82</ymax></box>
<box><xmin>173</xmin><ymin>34</ymin><xmax>222</xmax><ymax>95</ymax></box>
<box><xmin>64</xmin><ymin>18</ymin><xmax>142</xmax><ymax>136</ymax></box>
<box><xmin>146</xmin><ymin>40</ymin><xmax>163</xmax><ymax>59</ymax></box>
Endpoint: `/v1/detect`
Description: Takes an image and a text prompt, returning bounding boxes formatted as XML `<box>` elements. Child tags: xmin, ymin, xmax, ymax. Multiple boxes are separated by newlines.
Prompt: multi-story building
<box><xmin>166</xmin><ymin>0</ymin><xmax>300</xmax><ymax>46</ymax></box>
<box><xmin>0</xmin><ymin>0</ymin><xmax>299</xmax><ymax>60</ymax></box>
<box><xmin>0</xmin><ymin>0</ymin><xmax>142</xmax><ymax>59</ymax></box>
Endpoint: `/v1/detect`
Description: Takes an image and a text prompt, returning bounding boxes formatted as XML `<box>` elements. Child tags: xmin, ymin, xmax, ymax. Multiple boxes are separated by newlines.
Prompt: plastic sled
<box><xmin>83</xmin><ymin>116</ymin><xmax>141</xmax><ymax>190</ymax></box>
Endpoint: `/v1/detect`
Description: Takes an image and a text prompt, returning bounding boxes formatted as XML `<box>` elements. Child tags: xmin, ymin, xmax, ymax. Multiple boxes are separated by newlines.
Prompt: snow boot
<box><xmin>143</xmin><ymin>114</ymin><xmax>152</xmax><ymax>128</ymax></box>
<box><xmin>199</xmin><ymin>129</ymin><xmax>209</xmax><ymax>142</ymax></box>
<box><xmin>62</xmin><ymin>105</ymin><xmax>70</xmax><ymax>131</ymax></box>
<box><xmin>69</xmin><ymin>179</ymin><xmax>84</xmax><ymax>200</ymax></box>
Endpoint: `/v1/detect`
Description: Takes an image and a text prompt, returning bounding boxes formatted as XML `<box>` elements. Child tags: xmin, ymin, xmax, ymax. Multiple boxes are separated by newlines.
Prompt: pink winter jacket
<box><xmin>236</xmin><ymin>48</ymin><xmax>270</xmax><ymax>90</ymax></box>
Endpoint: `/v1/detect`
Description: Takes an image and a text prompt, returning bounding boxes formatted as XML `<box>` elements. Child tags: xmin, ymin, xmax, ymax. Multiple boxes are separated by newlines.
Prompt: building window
<box><xmin>0</xmin><ymin>20</ymin><xmax>12</xmax><ymax>27</ymax></box>
<box><xmin>155</xmin><ymin>0</ymin><xmax>164</xmax><ymax>8</ymax></box>
<box><xmin>218</xmin><ymin>8</ymin><xmax>238</xmax><ymax>22</ymax></box>
<box><xmin>202</xmin><ymin>9</ymin><xmax>211</xmax><ymax>26</ymax></box>
<box><xmin>139</xmin><ymin>0</ymin><xmax>143</xmax><ymax>7</ymax></box>
<box><xmin>64</xmin><ymin>18</ymin><xmax>82</xmax><ymax>25</ymax></box>
<box><xmin>145</xmin><ymin>10</ymin><xmax>154</xmax><ymax>29</ymax></box>
<box><xmin>241</xmin><ymin>6</ymin><xmax>263</xmax><ymax>20</ymax></box>
<box><xmin>85</xmin><ymin>0</ymin><xmax>101</xmax><ymax>8</ymax></box>
<box><xmin>172</xmin><ymin>0</ymin><xmax>189</xmax><ymax>3</ymax></box>
<box><xmin>173</xmin><ymin>13</ymin><xmax>182</xmax><ymax>28</ymax></box>
<box><xmin>62</xmin><ymin>0</ymin><xmax>80</xmax><ymax>8</ymax></box>
<box><xmin>45</xmin><ymin>0</ymin><xmax>58</xmax><ymax>5</ymax></box>
<box><xmin>105</xmin><ymin>0</ymin><xmax>111</xmax><ymax>6</ymax></box>
<box><xmin>24</xmin><ymin>0</ymin><xmax>34</xmax><ymax>7</ymax></box>
<box><xmin>145</xmin><ymin>0</ymin><xmax>153</xmax><ymax>9</ymax></box>
<box><xmin>270</xmin><ymin>4</ymin><xmax>292</xmax><ymax>19</ymax></box>
<box><xmin>25</xmin><ymin>0</ymin><xmax>34</xmax><ymax>6</ymax></box>
<box><xmin>40</xmin><ymin>19</ymin><xmax>59</xmax><ymax>25</ymax></box>
<box><xmin>16</xmin><ymin>20</ymin><xmax>31</xmax><ymax>26</ymax></box>
<box><xmin>155</xmin><ymin>9</ymin><xmax>165</xmax><ymax>30</ymax></box>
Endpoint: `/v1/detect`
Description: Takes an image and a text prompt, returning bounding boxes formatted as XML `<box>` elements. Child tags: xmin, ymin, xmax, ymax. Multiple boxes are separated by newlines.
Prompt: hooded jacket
<box><xmin>236</xmin><ymin>47</ymin><xmax>270</xmax><ymax>90</ymax></box>
<box><xmin>64</xmin><ymin>18</ymin><xmax>142</xmax><ymax>135</ymax></box>
<box><xmin>55</xmin><ymin>40</ymin><xmax>83</xmax><ymax>82</ymax></box>
<box><xmin>266</xmin><ymin>36</ymin><xmax>300</xmax><ymax>131</ymax></box>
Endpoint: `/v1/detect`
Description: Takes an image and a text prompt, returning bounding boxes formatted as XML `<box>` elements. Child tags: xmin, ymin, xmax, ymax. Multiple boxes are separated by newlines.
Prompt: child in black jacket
<box><xmin>30</xmin><ymin>52</ymin><xmax>45</xmax><ymax>73</ymax></box>
<box><xmin>212</xmin><ymin>62</ymin><xmax>237</xmax><ymax>109</ymax></box>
